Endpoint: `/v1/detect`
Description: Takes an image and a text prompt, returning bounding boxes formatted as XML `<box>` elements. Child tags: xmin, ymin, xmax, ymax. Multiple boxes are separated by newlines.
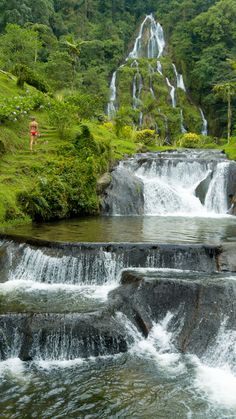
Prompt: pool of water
<box><xmin>2</xmin><ymin>215</ymin><xmax>236</xmax><ymax>244</ymax></box>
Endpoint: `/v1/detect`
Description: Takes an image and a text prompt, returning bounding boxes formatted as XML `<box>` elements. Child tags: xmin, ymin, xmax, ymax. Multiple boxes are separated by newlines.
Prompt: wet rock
<box><xmin>109</xmin><ymin>269</ymin><xmax>236</xmax><ymax>357</ymax></box>
<box><xmin>195</xmin><ymin>171</ymin><xmax>213</xmax><ymax>205</ymax></box>
<box><xmin>96</xmin><ymin>173</ymin><xmax>112</xmax><ymax>194</ymax></box>
<box><xmin>218</xmin><ymin>243</ymin><xmax>236</xmax><ymax>272</ymax></box>
<box><xmin>0</xmin><ymin>312</ymin><xmax>129</xmax><ymax>361</ymax></box>
<box><xmin>0</xmin><ymin>244</ymin><xmax>9</xmax><ymax>283</ymax></box>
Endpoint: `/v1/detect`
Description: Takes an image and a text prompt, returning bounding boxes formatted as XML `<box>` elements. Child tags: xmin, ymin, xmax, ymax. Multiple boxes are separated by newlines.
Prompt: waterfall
<box><xmin>107</xmin><ymin>71</ymin><xmax>117</xmax><ymax>120</ymax></box>
<box><xmin>157</xmin><ymin>60</ymin><xmax>163</xmax><ymax>75</ymax></box>
<box><xmin>180</xmin><ymin>109</ymin><xmax>187</xmax><ymax>133</ymax></box>
<box><xmin>172</xmin><ymin>64</ymin><xmax>186</xmax><ymax>91</ymax></box>
<box><xmin>149</xmin><ymin>64</ymin><xmax>155</xmax><ymax>97</ymax></box>
<box><xmin>103</xmin><ymin>151</ymin><xmax>234</xmax><ymax>216</ymax></box>
<box><xmin>166</xmin><ymin>77</ymin><xmax>176</xmax><ymax>107</ymax></box>
<box><xmin>200</xmin><ymin>108</ymin><xmax>208</xmax><ymax>136</ymax></box>
<box><xmin>132</xmin><ymin>66</ymin><xmax>143</xmax><ymax>109</ymax></box>
<box><xmin>128</xmin><ymin>14</ymin><xmax>165</xmax><ymax>59</ymax></box>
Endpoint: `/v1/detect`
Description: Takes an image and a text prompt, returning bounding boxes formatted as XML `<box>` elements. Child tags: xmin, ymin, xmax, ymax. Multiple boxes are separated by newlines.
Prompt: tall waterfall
<box><xmin>128</xmin><ymin>14</ymin><xmax>165</xmax><ymax>59</ymax></box>
<box><xmin>107</xmin><ymin>71</ymin><xmax>117</xmax><ymax>120</ymax></box>
<box><xmin>166</xmin><ymin>77</ymin><xmax>176</xmax><ymax>108</ymax></box>
<box><xmin>103</xmin><ymin>150</ymin><xmax>234</xmax><ymax>216</ymax></box>
<box><xmin>200</xmin><ymin>108</ymin><xmax>208</xmax><ymax>136</ymax></box>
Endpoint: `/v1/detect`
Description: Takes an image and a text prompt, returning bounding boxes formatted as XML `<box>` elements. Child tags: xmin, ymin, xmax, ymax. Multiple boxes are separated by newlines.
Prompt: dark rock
<box><xmin>0</xmin><ymin>312</ymin><xmax>130</xmax><ymax>361</ymax></box>
<box><xmin>0</xmin><ymin>243</ymin><xmax>9</xmax><ymax>283</ymax></box>
<box><xmin>218</xmin><ymin>243</ymin><xmax>236</xmax><ymax>272</ymax></box>
<box><xmin>109</xmin><ymin>269</ymin><xmax>236</xmax><ymax>357</ymax></box>
<box><xmin>195</xmin><ymin>171</ymin><xmax>213</xmax><ymax>205</ymax></box>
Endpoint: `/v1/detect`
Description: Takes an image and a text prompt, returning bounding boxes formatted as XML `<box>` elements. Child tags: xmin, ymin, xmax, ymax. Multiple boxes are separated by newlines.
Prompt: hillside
<box><xmin>0</xmin><ymin>0</ymin><xmax>235</xmax><ymax>136</ymax></box>
<box><xmin>0</xmin><ymin>1</ymin><xmax>236</xmax><ymax>226</ymax></box>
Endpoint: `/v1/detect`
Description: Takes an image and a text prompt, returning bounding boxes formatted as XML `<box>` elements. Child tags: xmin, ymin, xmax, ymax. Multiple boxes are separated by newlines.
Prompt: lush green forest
<box><xmin>0</xmin><ymin>0</ymin><xmax>235</xmax><ymax>225</ymax></box>
<box><xmin>0</xmin><ymin>0</ymin><xmax>236</xmax><ymax>135</ymax></box>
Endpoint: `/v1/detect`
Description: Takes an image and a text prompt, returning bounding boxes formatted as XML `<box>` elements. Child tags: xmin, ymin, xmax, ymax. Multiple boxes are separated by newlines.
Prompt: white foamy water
<box><xmin>194</xmin><ymin>361</ymin><xmax>236</xmax><ymax>408</ymax></box>
<box><xmin>0</xmin><ymin>358</ymin><xmax>26</xmax><ymax>380</ymax></box>
<box><xmin>0</xmin><ymin>279</ymin><xmax>117</xmax><ymax>301</ymax></box>
<box><xmin>130</xmin><ymin>312</ymin><xmax>185</xmax><ymax>374</ymax></box>
<box><xmin>107</xmin><ymin>152</ymin><xmax>234</xmax><ymax>216</ymax></box>
<box><xmin>8</xmin><ymin>245</ymin><xmax>126</xmax><ymax>285</ymax></box>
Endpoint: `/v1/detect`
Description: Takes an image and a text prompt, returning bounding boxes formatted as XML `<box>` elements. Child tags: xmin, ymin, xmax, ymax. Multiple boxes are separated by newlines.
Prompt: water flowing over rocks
<box><xmin>102</xmin><ymin>150</ymin><xmax>236</xmax><ymax>216</ymax></box>
<box><xmin>0</xmin><ymin>312</ymin><xmax>129</xmax><ymax>361</ymax></box>
<box><xmin>108</xmin><ymin>269</ymin><xmax>236</xmax><ymax>357</ymax></box>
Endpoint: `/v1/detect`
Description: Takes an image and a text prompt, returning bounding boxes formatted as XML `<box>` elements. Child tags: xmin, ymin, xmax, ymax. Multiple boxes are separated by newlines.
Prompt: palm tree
<box><xmin>213</xmin><ymin>81</ymin><xmax>236</xmax><ymax>142</ymax></box>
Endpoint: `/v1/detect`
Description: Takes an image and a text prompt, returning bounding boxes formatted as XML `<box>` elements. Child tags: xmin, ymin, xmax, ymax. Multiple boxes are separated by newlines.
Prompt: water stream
<box><xmin>1</xmin><ymin>149</ymin><xmax>236</xmax><ymax>417</ymax></box>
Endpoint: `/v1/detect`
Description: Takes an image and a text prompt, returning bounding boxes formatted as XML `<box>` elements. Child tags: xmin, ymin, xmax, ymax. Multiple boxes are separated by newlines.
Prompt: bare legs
<box><xmin>30</xmin><ymin>135</ymin><xmax>37</xmax><ymax>152</ymax></box>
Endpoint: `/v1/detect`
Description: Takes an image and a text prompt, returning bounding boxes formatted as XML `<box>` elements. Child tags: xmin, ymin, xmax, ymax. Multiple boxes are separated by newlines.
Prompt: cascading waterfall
<box><xmin>107</xmin><ymin>14</ymin><xmax>166</xmax><ymax>119</ymax></box>
<box><xmin>200</xmin><ymin>107</ymin><xmax>208</xmax><ymax>136</ymax></box>
<box><xmin>128</xmin><ymin>14</ymin><xmax>165</xmax><ymax>59</ymax></box>
<box><xmin>157</xmin><ymin>60</ymin><xmax>163</xmax><ymax>75</ymax></box>
<box><xmin>180</xmin><ymin>109</ymin><xmax>187</xmax><ymax>133</ymax></box>
<box><xmin>172</xmin><ymin>63</ymin><xmax>186</xmax><ymax>91</ymax></box>
<box><xmin>106</xmin><ymin>13</ymin><xmax>208</xmax><ymax>141</ymax></box>
<box><xmin>166</xmin><ymin>77</ymin><xmax>176</xmax><ymax>107</ymax></box>
<box><xmin>107</xmin><ymin>71</ymin><xmax>117</xmax><ymax>120</ymax></box>
<box><xmin>103</xmin><ymin>150</ymin><xmax>234</xmax><ymax>216</ymax></box>
<box><xmin>148</xmin><ymin>64</ymin><xmax>155</xmax><ymax>98</ymax></box>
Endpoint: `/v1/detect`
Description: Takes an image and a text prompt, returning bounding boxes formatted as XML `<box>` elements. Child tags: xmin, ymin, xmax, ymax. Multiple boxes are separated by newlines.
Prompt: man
<box><xmin>29</xmin><ymin>117</ymin><xmax>39</xmax><ymax>152</ymax></box>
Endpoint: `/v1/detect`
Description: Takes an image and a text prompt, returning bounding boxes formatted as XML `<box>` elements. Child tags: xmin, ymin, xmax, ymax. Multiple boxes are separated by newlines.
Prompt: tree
<box><xmin>213</xmin><ymin>82</ymin><xmax>236</xmax><ymax>142</ymax></box>
<box><xmin>60</xmin><ymin>35</ymin><xmax>81</xmax><ymax>89</ymax></box>
<box><xmin>0</xmin><ymin>24</ymin><xmax>41</xmax><ymax>70</ymax></box>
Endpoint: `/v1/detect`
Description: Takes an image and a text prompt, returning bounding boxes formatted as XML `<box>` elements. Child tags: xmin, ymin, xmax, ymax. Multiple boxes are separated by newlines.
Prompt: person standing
<box><xmin>29</xmin><ymin>117</ymin><xmax>39</xmax><ymax>152</ymax></box>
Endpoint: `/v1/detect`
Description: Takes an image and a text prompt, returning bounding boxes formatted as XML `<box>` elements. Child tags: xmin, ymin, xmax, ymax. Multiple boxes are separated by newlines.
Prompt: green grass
<box><xmin>0</xmin><ymin>71</ymin><xmax>235</xmax><ymax>227</ymax></box>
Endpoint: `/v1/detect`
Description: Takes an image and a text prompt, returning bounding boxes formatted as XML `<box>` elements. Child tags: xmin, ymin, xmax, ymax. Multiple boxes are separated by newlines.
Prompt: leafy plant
<box><xmin>135</xmin><ymin>129</ymin><xmax>158</xmax><ymax>146</ymax></box>
<box><xmin>48</xmin><ymin>100</ymin><xmax>77</xmax><ymax>139</ymax></box>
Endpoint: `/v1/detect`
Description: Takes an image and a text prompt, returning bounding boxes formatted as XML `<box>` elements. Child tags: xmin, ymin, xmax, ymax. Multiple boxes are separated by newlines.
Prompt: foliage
<box><xmin>0</xmin><ymin>91</ymin><xmax>46</xmax><ymax>122</ymax></box>
<box><xmin>176</xmin><ymin>132</ymin><xmax>203</xmax><ymax>148</ymax></box>
<box><xmin>65</xmin><ymin>92</ymin><xmax>103</xmax><ymax>120</ymax></box>
<box><xmin>13</xmin><ymin>64</ymin><xmax>49</xmax><ymax>92</ymax></box>
<box><xmin>48</xmin><ymin>100</ymin><xmax>77</xmax><ymax>139</ymax></box>
<box><xmin>0</xmin><ymin>24</ymin><xmax>41</xmax><ymax>69</ymax></box>
<box><xmin>135</xmin><ymin>129</ymin><xmax>158</xmax><ymax>146</ymax></box>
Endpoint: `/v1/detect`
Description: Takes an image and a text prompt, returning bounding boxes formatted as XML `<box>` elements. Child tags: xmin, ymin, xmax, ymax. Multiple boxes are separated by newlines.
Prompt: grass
<box><xmin>0</xmin><ymin>70</ymin><xmax>235</xmax><ymax>227</ymax></box>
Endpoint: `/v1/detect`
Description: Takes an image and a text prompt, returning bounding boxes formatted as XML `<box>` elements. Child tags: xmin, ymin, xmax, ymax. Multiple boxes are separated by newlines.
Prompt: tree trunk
<box><xmin>227</xmin><ymin>88</ymin><xmax>231</xmax><ymax>143</ymax></box>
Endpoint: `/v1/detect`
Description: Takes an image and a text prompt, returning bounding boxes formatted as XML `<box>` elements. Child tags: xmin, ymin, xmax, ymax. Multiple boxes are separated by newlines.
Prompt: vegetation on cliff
<box><xmin>0</xmin><ymin>0</ymin><xmax>236</xmax><ymax>225</ymax></box>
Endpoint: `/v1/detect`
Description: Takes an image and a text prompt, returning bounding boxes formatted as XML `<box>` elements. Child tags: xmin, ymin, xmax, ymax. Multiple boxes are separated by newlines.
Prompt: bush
<box><xmin>135</xmin><ymin>129</ymin><xmax>158</xmax><ymax>146</ymax></box>
<box><xmin>176</xmin><ymin>132</ymin><xmax>203</xmax><ymax>148</ymax></box>
<box><xmin>13</xmin><ymin>64</ymin><xmax>49</xmax><ymax>92</ymax></box>
<box><xmin>0</xmin><ymin>92</ymin><xmax>46</xmax><ymax>123</ymax></box>
<box><xmin>48</xmin><ymin>100</ymin><xmax>77</xmax><ymax>139</ymax></box>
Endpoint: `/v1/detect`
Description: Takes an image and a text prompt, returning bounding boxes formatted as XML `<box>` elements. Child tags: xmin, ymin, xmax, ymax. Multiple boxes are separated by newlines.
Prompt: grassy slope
<box><xmin>0</xmin><ymin>72</ymin><xmax>235</xmax><ymax>227</ymax></box>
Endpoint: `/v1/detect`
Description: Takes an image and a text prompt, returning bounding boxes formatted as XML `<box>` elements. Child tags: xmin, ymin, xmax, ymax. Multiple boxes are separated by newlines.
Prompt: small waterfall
<box><xmin>166</xmin><ymin>77</ymin><xmax>176</xmax><ymax>107</ymax></box>
<box><xmin>107</xmin><ymin>71</ymin><xmax>117</xmax><ymax>120</ymax></box>
<box><xmin>103</xmin><ymin>151</ymin><xmax>234</xmax><ymax>216</ymax></box>
<box><xmin>157</xmin><ymin>60</ymin><xmax>163</xmax><ymax>75</ymax></box>
<box><xmin>200</xmin><ymin>108</ymin><xmax>208</xmax><ymax>136</ymax></box>
<box><xmin>149</xmin><ymin>64</ymin><xmax>155</xmax><ymax>98</ymax></box>
<box><xmin>172</xmin><ymin>64</ymin><xmax>186</xmax><ymax>91</ymax></box>
<box><xmin>204</xmin><ymin>162</ymin><xmax>229</xmax><ymax>213</ymax></box>
<box><xmin>132</xmin><ymin>66</ymin><xmax>143</xmax><ymax>109</ymax></box>
<box><xmin>180</xmin><ymin>109</ymin><xmax>187</xmax><ymax>133</ymax></box>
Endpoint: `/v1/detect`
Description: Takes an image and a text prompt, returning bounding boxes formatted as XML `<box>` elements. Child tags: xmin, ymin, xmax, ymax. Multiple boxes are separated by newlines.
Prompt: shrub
<box><xmin>0</xmin><ymin>92</ymin><xmax>46</xmax><ymax>123</ymax></box>
<box><xmin>13</xmin><ymin>64</ymin><xmax>49</xmax><ymax>92</ymax></box>
<box><xmin>48</xmin><ymin>100</ymin><xmax>77</xmax><ymax>139</ymax></box>
<box><xmin>135</xmin><ymin>129</ymin><xmax>158</xmax><ymax>146</ymax></box>
<box><xmin>176</xmin><ymin>132</ymin><xmax>203</xmax><ymax>148</ymax></box>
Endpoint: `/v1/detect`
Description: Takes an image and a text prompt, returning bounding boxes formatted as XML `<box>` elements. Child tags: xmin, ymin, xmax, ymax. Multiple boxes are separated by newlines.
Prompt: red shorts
<box><xmin>30</xmin><ymin>131</ymin><xmax>38</xmax><ymax>136</ymax></box>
